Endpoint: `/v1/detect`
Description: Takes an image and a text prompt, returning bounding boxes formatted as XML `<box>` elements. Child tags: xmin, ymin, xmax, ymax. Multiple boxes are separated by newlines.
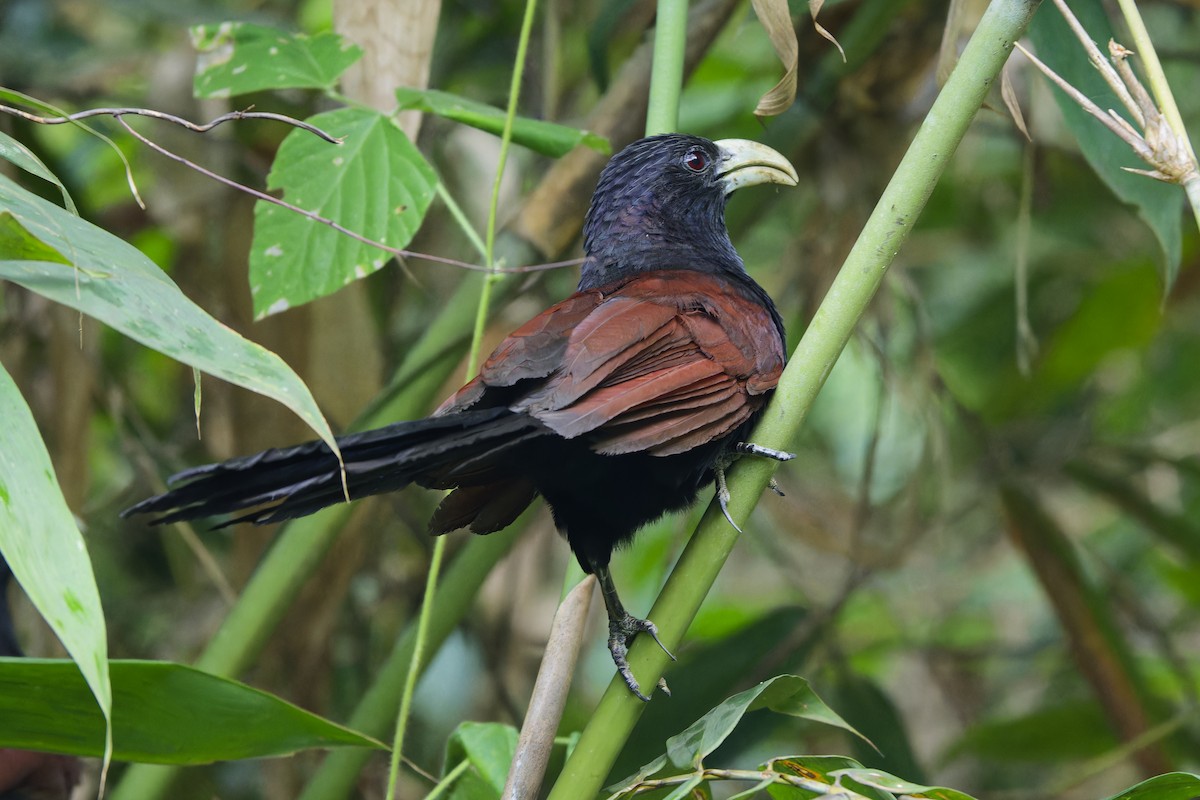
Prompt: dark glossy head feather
<box><xmin>580</xmin><ymin>134</ymin><xmax>796</xmax><ymax>291</ymax></box>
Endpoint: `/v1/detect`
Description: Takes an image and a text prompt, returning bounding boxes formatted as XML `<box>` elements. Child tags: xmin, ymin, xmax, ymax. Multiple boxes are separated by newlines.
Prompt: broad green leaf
<box><xmin>191</xmin><ymin>22</ymin><xmax>362</xmax><ymax>98</ymax></box>
<box><xmin>442</xmin><ymin>722</ymin><xmax>518</xmax><ymax>799</ymax></box>
<box><xmin>0</xmin><ymin>211</ymin><xmax>70</xmax><ymax>263</ymax></box>
<box><xmin>394</xmin><ymin>88</ymin><xmax>611</xmax><ymax>157</ymax></box>
<box><xmin>830</xmin><ymin>768</ymin><xmax>980</xmax><ymax>800</ymax></box>
<box><xmin>1028</xmin><ymin>2</ymin><xmax>1184</xmax><ymax>289</ymax></box>
<box><xmin>1102</xmin><ymin>773</ymin><xmax>1200</xmax><ymax>800</ymax></box>
<box><xmin>664</xmin><ymin>675</ymin><xmax>864</xmax><ymax>770</ymax></box>
<box><xmin>249</xmin><ymin>107</ymin><xmax>438</xmax><ymax>318</ymax></box>
<box><xmin>0</xmin><ymin>128</ymin><xmax>77</xmax><ymax>212</ymax></box>
<box><xmin>0</xmin><ymin>368</ymin><xmax>111</xmax><ymax>765</ymax></box>
<box><xmin>0</xmin><ymin>658</ymin><xmax>383</xmax><ymax>762</ymax></box>
<box><xmin>0</xmin><ymin>172</ymin><xmax>338</xmax><ymax>454</ymax></box>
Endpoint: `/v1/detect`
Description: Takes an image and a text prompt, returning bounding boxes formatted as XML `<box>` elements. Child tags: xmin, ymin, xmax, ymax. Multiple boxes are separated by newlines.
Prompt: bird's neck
<box><xmin>579</xmin><ymin>193</ymin><xmax>745</xmax><ymax>291</ymax></box>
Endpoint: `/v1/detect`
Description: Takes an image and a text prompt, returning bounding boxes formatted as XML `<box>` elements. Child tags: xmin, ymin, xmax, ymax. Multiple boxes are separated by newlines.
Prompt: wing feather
<box><xmin>438</xmin><ymin>270</ymin><xmax>784</xmax><ymax>457</ymax></box>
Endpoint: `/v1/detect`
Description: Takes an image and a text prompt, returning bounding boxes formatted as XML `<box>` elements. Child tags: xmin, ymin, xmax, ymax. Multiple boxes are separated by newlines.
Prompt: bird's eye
<box><xmin>682</xmin><ymin>148</ymin><xmax>708</xmax><ymax>172</ymax></box>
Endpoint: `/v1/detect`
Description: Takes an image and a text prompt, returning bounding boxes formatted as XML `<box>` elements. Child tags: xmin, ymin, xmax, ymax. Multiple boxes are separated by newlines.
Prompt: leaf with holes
<box><xmin>191</xmin><ymin>22</ymin><xmax>362</xmax><ymax>98</ymax></box>
<box><xmin>249</xmin><ymin>107</ymin><xmax>438</xmax><ymax>318</ymax></box>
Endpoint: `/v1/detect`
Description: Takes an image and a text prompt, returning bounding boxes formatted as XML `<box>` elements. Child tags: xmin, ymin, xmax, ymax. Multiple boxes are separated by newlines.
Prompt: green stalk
<box><xmin>546</xmin><ymin>1</ymin><xmax>1043</xmax><ymax>797</ymax></box>
<box><xmin>387</xmin><ymin>0</ymin><xmax>540</xmax><ymax>791</ymax></box>
<box><xmin>645</xmin><ymin>0</ymin><xmax>689</xmax><ymax>136</ymax></box>
<box><xmin>296</xmin><ymin>529</ymin><xmax>519</xmax><ymax>800</ymax></box>
<box><xmin>468</xmin><ymin>0</ymin><xmax>541</xmax><ymax>373</ymax></box>
<box><xmin>385</xmin><ymin>533</ymin><xmax>447</xmax><ymax>800</ymax></box>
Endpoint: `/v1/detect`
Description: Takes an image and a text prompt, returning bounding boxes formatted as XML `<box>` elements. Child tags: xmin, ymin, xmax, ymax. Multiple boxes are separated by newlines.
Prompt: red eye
<box><xmin>683</xmin><ymin>148</ymin><xmax>707</xmax><ymax>172</ymax></box>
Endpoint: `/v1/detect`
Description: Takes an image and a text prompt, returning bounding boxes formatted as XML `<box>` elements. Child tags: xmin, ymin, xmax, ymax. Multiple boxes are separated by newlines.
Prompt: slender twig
<box><xmin>1047</xmin><ymin>0</ymin><xmax>1142</xmax><ymax>126</ymax></box>
<box><xmin>610</xmin><ymin>764</ymin><xmax>877</xmax><ymax>800</ymax></box>
<box><xmin>1014</xmin><ymin>43</ymin><xmax>1153</xmax><ymax>160</ymax></box>
<box><xmin>424</xmin><ymin>758</ymin><xmax>472</xmax><ymax>800</ymax></box>
<box><xmin>8</xmin><ymin>101</ymin><xmax>582</xmax><ymax>276</ymax></box>
<box><xmin>0</xmin><ymin>103</ymin><xmax>342</xmax><ymax>143</ymax></box>
<box><xmin>0</xmin><ymin>92</ymin><xmax>144</xmax><ymax>208</ymax></box>
<box><xmin>1017</xmin><ymin>3</ymin><xmax>1200</xmax><ymax>236</ymax></box>
<box><xmin>1113</xmin><ymin>0</ymin><xmax>1196</xmax><ymax>162</ymax></box>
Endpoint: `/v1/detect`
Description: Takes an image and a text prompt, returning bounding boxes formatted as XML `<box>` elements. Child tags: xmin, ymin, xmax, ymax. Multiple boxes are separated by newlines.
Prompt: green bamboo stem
<box><xmin>645</xmin><ymin>0</ymin><xmax>689</xmax><ymax>136</ymax></box>
<box><xmin>546</xmin><ymin>1</ymin><xmax>1043</xmax><ymax>797</ymax></box>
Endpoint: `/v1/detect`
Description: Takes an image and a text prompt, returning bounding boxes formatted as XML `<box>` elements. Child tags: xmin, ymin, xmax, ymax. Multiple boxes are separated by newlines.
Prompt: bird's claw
<box><xmin>714</xmin><ymin>465</ymin><xmax>742</xmax><ymax>532</ymax></box>
<box><xmin>609</xmin><ymin>612</ymin><xmax>676</xmax><ymax>702</ymax></box>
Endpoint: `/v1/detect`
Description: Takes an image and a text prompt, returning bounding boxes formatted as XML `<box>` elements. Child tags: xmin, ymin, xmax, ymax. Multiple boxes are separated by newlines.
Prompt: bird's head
<box><xmin>580</xmin><ymin>134</ymin><xmax>797</xmax><ymax>290</ymax></box>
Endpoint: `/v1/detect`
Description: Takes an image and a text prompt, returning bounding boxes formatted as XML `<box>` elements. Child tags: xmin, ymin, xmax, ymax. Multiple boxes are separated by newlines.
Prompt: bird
<box><xmin>123</xmin><ymin>133</ymin><xmax>798</xmax><ymax>700</ymax></box>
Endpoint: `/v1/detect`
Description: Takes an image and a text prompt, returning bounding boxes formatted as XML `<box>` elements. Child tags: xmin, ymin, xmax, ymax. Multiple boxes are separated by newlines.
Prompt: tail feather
<box><xmin>123</xmin><ymin>408</ymin><xmax>546</xmax><ymax>526</ymax></box>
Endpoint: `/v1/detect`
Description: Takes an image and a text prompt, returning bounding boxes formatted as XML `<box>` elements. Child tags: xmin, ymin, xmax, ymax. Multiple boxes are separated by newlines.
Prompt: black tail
<box><xmin>122</xmin><ymin>408</ymin><xmax>547</xmax><ymax>526</ymax></box>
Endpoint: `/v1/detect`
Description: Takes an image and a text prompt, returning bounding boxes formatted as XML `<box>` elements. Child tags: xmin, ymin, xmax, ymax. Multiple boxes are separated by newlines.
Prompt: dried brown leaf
<box><xmin>1001</xmin><ymin>64</ymin><xmax>1030</xmax><ymax>141</ymax></box>
<box><xmin>751</xmin><ymin>0</ymin><xmax>799</xmax><ymax>118</ymax></box>
<box><xmin>809</xmin><ymin>0</ymin><xmax>845</xmax><ymax>63</ymax></box>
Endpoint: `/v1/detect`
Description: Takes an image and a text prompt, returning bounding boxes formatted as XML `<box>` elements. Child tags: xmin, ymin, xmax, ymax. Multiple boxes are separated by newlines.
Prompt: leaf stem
<box><xmin>436</xmin><ymin>183</ymin><xmax>489</xmax><ymax>261</ymax></box>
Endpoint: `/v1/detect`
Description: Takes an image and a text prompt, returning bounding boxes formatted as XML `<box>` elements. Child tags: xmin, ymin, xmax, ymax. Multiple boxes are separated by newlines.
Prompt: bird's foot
<box><xmin>714</xmin><ymin>442</ymin><xmax>795</xmax><ymax>530</ymax></box>
<box><xmin>609</xmin><ymin>612</ymin><xmax>676</xmax><ymax>702</ymax></box>
<box><xmin>734</xmin><ymin>441</ymin><xmax>795</xmax><ymax>462</ymax></box>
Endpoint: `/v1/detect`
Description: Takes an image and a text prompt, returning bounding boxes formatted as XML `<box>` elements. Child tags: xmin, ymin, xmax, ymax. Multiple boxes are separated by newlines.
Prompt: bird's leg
<box><xmin>592</xmin><ymin>562</ymin><xmax>675</xmax><ymax>702</ymax></box>
<box><xmin>714</xmin><ymin>442</ymin><xmax>797</xmax><ymax>530</ymax></box>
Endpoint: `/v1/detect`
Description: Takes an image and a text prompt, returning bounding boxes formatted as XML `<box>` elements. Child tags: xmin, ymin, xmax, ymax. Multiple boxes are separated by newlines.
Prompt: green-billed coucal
<box><xmin>124</xmin><ymin>134</ymin><xmax>798</xmax><ymax>700</ymax></box>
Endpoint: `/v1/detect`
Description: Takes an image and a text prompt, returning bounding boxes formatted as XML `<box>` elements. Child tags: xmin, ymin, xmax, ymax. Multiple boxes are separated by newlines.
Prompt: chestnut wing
<box><xmin>519</xmin><ymin>271</ymin><xmax>785</xmax><ymax>456</ymax></box>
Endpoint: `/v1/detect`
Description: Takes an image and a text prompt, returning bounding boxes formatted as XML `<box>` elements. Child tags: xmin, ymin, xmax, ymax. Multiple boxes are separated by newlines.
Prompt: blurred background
<box><xmin>1</xmin><ymin>0</ymin><xmax>1199</xmax><ymax>797</ymax></box>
